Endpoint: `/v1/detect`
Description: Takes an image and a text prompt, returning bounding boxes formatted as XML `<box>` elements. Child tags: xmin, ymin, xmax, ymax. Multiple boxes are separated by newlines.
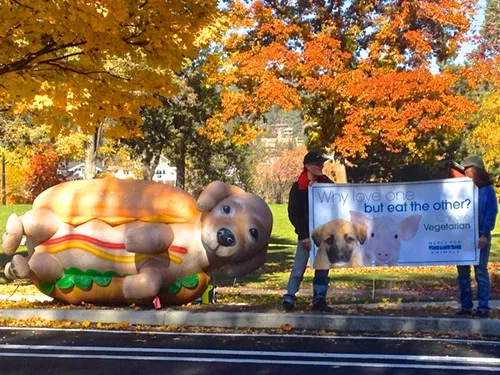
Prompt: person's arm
<box><xmin>288</xmin><ymin>183</ymin><xmax>299</xmax><ymax>231</ymax></box>
<box><xmin>480</xmin><ymin>186</ymin><xmax>498</xmax><ymax>236</ymax></box>
<box><xmin>478</xmin><ymin>186</ymin><xmax>498</xmax><ymax>249</ymax></box>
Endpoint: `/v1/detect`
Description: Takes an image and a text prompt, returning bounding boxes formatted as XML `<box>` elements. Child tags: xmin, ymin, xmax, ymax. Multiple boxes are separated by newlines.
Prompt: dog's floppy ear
<box><xmin>196</xmin><ymin>181</ymin><xmax>245</xmax><ymax>212</ymax></box>
<box><xmin>311</xmin><ymin>225</ymin><xmax>324</xmax><ymax>247</ymax></box>
<box><xmin>353</xmin><ymin>222</ymin><xmax>367</xmax><ymax>245</ymax></box>
<box><xmin>221</xmin><ymin>246</ymin><xmax>267</xmax><ymax>278</ymax></box>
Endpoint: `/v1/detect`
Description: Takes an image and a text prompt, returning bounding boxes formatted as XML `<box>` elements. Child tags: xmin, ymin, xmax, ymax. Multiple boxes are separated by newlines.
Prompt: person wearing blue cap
<box><xmin>282</xmin><ymin>151</ymin><xmax>334</xmax><ymax>312</ymax></box>
<box><xmin>456</xmin><ymin>155</ymin><xmax>498</xmax><ymax>318</ymax></box>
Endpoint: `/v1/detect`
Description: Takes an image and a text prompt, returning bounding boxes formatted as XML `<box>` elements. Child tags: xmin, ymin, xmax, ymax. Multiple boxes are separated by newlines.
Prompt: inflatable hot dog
<box><xmin>2</xmin><ymin>179</ymin><xmax>273</xmax><ymax>305</ymax></box>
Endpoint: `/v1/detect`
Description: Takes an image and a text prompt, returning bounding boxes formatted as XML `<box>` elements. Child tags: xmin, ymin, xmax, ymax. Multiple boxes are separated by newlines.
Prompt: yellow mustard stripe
<box><xmin>98</xmin><ymin>217</ymin><xmax>137</xmax><ymax>226</ymax></box>
<box><xmin>38</xmin><ymin>241</ymin><xmax>183</xmax><ymax>265</ymax></box>
<box><xmin>138</xmin><ymin>214</ymin><xmax>189</xmax><ymax>223</ymax></box>
<box><xmin>63</xmin><ymin>216</ymin><xmax>96</xmax><ymax>226</ymax></box>
<box><xmin>167</xmin><ymin>253</ymin><xmax>182</xmax><ymax>264</ymax></box>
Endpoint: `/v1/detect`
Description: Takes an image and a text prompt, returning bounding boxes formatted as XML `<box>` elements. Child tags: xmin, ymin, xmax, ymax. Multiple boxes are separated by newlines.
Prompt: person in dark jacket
<box><xmin>456</xmin><ymin>156</ymin><xmax>498</xmax><ymax>318</ymax></box>
<box><xmin>282</xmin><ymin>151</ymin><xmax>333</xmax><ymax>312</ymax></box>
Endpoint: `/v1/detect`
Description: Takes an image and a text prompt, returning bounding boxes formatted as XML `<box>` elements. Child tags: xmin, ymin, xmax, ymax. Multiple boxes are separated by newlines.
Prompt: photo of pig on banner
<box><xmin>309</xmin><ymin>178</ymin><xmax>478</xmax><ymax>269</ymax></box>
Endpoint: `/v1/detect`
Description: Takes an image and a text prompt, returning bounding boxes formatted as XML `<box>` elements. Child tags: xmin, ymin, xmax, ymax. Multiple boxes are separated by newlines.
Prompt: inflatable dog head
<box><xmin>197</xmin><ymin>181</ymin><xmax>273</xmax><ymax>277</ymax></box>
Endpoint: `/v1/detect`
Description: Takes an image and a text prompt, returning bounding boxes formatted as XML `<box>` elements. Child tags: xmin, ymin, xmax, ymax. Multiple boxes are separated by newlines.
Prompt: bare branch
<box><xmin>37</xmin><ymin>51</ymin><xmax>84</xmax><ymax>65</ymax></box>
<box><xmin>124</xmin><ymin>39</ymin><xmax>150</xmax><ymax>46</ymax></box>
<box><xmin>0</xmin><ymin>40</ymin><xmax>86</xmax><ymax>75</ymax></box>
<box><xmin>44</xmin><ymin>62</ymin><xmax>129</xmax><ymax>81</ymax></box>
<box><xmin>123</xmin><ymin>28</ymin><xmax>147</xmax><ymax>43</ymax></box>
<box><xmin>12</xmin><ymin>0</ymin><xmax>35</xmax><ymax>10</ymax></box>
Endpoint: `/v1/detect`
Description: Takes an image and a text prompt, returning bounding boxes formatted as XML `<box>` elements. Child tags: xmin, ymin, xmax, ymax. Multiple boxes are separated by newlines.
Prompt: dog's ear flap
<box><xmin>196</xmin><ymin>181</ymin><xmax>245</xmax><ymax>212</ymax></box>
<box><xmin>353</xmin><ymin>223</ymin><xmax>367</xmax><ymax>245</ymax></box>
<box><xmin>311</xmin><ymin>225</ymin><xmax>323</xmax><ymax>247</ymax></box>
<box><xmin>222</xmin><ymin>246</ymin><xmax>267</xmax><ymax>278</ymax></box>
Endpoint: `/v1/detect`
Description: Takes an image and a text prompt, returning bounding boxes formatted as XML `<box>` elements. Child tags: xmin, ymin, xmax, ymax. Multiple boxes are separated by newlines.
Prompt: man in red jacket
<box><xmin>282</xmin><ymin>151</ymin><xmax>333</xmax><ymax>312</ymax></box>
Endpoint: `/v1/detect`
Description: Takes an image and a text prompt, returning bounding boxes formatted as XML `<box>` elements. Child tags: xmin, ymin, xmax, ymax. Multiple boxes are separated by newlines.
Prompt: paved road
<box><xmin>0</xmin><ymin>327</ymin><xmax>499</xmax><ymax>374</ymax></box>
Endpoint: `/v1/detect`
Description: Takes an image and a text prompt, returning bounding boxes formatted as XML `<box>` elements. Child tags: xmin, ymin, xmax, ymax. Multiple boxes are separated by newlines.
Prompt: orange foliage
<box><xmin>210</xmin><ymin>0</ymin><xmax>491</xmax><ymax>164</ymax></box>
<box><xmin>26</xmin><ymin>145</ymin><xmax>65</xmax><ymax>200</ymax></box>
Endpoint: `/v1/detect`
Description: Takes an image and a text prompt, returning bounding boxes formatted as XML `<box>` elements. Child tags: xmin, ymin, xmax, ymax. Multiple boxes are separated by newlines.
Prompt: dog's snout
<box><xmin>217</xmin><ymin>228</ymin><xmax>236</xmax><ymax>247</ymax></box>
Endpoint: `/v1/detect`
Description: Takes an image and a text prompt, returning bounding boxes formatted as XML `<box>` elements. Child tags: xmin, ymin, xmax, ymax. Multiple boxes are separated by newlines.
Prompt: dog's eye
<box><xmin>325</xmin><ymin>236</ymin><xmax>334</xmax><ymax>245</ymax></box>
<box><xmin>371</xmin><ymin>233</ymin><xmax>375</xmax><ymax>237</ymax></box>
<box><xmin>222</xmin><ymin>205</ymin><xmax>231</xmax><ymax>214</ymax></box>
<box><xmin>250</xmin><ymin>228</ymin><xmax>259</xmax><ymax>240</ymax></box>
<box><xmin>394</xmin><ymin>234</ymin><xmax>398</xmax><ymax>239</ymax></box>
<box><xmin>345</xmin><ymin>235</ymin><xmax>355</xmax><ymax>243</ymax></box>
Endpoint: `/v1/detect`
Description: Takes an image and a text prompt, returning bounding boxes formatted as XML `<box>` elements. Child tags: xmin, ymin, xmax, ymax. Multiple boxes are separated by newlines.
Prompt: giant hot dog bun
<box><xmin>33</xmin><ymin>179</ymin><xmax>199</xmax><ymax>226</ymax></box>
<box><xmin>32</xmin><ymin>272</ymin><xmax>211</xmax><ymax>306</ymax></box>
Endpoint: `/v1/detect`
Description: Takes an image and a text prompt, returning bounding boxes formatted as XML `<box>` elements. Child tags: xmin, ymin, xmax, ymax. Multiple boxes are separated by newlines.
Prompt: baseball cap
<box><xmin>303</xmin><ymin>151</ymin><xmax>328</xmax><ymax>165</ymax></box>
<box><xmin>462</xmin><ymin>155</ymin><xmax>485</xmax><ymax>170</ymax></box>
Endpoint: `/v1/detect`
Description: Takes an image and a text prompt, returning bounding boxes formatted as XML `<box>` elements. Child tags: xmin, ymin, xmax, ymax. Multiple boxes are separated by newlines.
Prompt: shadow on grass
<box><xmin>0</xmin><ymin>249</ymin><xmax>28</xmax><ymax>284</ymax></box>
<box><xmin>212</xmin><ymin>235</ymin><xmax>297</xmax><ymax>287</ymax></box>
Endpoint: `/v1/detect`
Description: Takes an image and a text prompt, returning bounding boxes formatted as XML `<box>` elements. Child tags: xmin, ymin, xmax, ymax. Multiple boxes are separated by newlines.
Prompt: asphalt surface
<box><xmin>1</xmin><ymin>295</ymin><xmax>499</xmax><ymax>336</ymax></box>
<box><xmin>1</xmin><ymin>327</ymin><xmax>500</xmax><ymax>374</ymax></box>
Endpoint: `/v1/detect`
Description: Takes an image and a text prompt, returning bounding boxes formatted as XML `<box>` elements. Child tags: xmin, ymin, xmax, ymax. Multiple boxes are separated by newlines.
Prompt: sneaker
<box><xmin>282</xmin><ymin>300</ymin><xmax>295</xmax><ymax>312</ymax></box>
<box><xmin>456</xmin><ymin>308</ymin><xmax>472</xmax><ymax>316</ymax></box>
<box><xmin>312</xmin><ymin>300</ymin><xmax>332</xmax><ymax>313</ymax></box>
<box><xmin>474</xmin><ymin>310</ymin><xmax>489</xmax><ymax>318</ymax></box>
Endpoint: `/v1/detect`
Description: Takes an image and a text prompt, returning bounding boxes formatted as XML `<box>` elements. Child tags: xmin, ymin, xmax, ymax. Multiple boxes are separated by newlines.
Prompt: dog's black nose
<box><xmin>217</xmin><ymin>228</ymin><xmax>236</xmax><ymax>247</ymax></box>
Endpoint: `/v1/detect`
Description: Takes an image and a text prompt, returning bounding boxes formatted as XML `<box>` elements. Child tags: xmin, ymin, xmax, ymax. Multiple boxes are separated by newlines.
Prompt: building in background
<box><xmin>152</xmin><ymin>155</ymin><xmax>177</xmax><ymax>185</ymax></box>
<box><xmin>62</xmin><ymin>155</ymin><xmax>177</xmax><ymax>184</ymax></box>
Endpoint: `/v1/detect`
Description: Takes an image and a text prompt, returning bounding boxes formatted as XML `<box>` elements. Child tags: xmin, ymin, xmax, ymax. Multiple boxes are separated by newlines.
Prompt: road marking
<box><xmin>1</xmin><ymin>344</ymin><xmax>499</xmax><ymax>366</ymax></box>
<box><xmin>0</xmin><ymin>326</ymin><xmax>499</xmax><ymax>346</ymax></box>
<box><xmin>0</xmin><ymin>351</ymin><xmax>498</xmax><ymax>371</ymax></box>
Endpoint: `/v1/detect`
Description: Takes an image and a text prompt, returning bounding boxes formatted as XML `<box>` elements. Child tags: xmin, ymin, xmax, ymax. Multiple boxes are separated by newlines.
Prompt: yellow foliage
<box><xmin>471</xmin><ymin>90</ymin><xmax>500</xmax><ymax>169</ymax></box>
<box><xmin>55</xmin><ymin>132</ymin><xmax>87</xmax><ymax>161</ymax></box>
<box><xmin>0</xmin><ymin>0</ymin><xmax>219</xmax><ymax>135</ymax></box>
<box><xmin>5</xmin><ymin>160</ymin><xmax>31</xmax><ymax>204</ymax></box>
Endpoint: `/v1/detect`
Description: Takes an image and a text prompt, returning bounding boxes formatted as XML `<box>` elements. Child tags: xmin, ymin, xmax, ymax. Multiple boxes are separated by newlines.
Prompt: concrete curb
<box><xmin>0</xmin><ymin>308</ymin><xmax>499</xmax><ymax>336</ymax></box>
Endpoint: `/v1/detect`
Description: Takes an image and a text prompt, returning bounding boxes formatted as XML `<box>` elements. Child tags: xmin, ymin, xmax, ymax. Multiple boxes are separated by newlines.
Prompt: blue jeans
<box><xmin>283</xmin><ymin>240</ymin><xmax>329</xmax><ymax>306</ymax></box>
<box><xmin>457</xmin><ymin>236</ymin><xmax>491</xmax><ymax>312</ymax></box>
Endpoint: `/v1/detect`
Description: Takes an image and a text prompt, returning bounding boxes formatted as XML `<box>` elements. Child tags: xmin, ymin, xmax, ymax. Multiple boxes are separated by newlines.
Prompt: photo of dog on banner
<box><xmin>312</xmin><ymin>211</ymin><xmax>422</xmax><ymax>269</ymax></box>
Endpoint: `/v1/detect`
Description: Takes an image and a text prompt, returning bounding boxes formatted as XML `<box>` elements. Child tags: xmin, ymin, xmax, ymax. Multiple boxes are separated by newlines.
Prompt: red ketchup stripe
<box><xmin>43</xmin><ymin>234</ymin><xmax>125</xmax><ymax>249</ymax></box>
<box><xmin>168</xmin><ymin>245</ymin><xmax>187</xmax><ymax>253</ymax></box>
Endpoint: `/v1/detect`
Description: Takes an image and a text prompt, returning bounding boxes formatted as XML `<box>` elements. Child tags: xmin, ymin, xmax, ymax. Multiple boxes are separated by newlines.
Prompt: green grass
<box><xmin>213</xmin><ymin>204</ymin><xmax>500</xmax><ymax>297</ymax></box>
<box><xmin>1</xmin><ymin>203</ymin><xmax>499</xmax><ymax>303</ymax></box>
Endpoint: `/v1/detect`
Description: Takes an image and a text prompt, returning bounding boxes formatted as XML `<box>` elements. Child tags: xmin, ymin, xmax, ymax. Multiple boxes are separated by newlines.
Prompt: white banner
<box><xmin>308</xmin><ymin>178</ymin><xmax>478</xmax><ymax>269</ymax></box>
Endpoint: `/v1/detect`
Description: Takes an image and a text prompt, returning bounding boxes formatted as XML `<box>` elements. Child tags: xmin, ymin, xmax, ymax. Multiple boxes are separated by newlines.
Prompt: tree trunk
<box><xmin>176</xmin><ymin>141</ymin><xmax>186</xmax><ymax>189</ymax></box>
<box><xmin>276</xmin><ymin>176</ymin><xmax>283</xmax><ymax>204</ymax></box>
<box><xmin>83</xmin><ymin>126</ymin><xmax>104</xmax><ymax>179</ymax></box>
<box><xmin>142</xmin><ymin>151</ymin><xmax>160</xmax><ymax>181</ymax></box>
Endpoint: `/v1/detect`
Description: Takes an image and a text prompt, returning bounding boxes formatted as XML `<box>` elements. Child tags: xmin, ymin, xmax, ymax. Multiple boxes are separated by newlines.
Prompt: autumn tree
<box><xmin>453</xmin><ymin>0</ymin><xmax>500</xmax><ymax>183</ymax></box>
<box><xmin>470</xmin><ymin>91</ymin><xmax>500</xmax><ymax>170</ymax></box>
<box><xmin>122</xmin><ymin>55</ymin><xmax>253</xmax><ymax>194</ymax></box>
<box><xmin>0</xmin><ymin>0</ymin><xmax>219</xmax><ymax>134</ymax></box>
<box><xmin>482</xmin><ymin>0</ymin><xmax>499</xmax><ymax>56</ymax></box>
<box><xmin>208</xmin><ymin>0</ymin><xmax>488</xmax><ymax>181</ymax></box>
<box><xmin>468</xmin><ymin>0</ymin><xmax>500</xmax><ymax>176</ymax></box>
<box><xmin>0</xmin><ymin>114</ymin><xmax>87</xmax><ymax>203</ymax></box>
<box><xmin>119</xmin><ymin>55</ymin><xmax>219</xmax><ymax>185</ymax></box>
<box><xmin>254</xmin><ymin>146</ymin><xmax>307</xmax><ymax>203</ymax></box>
<box><xmin>25</xmin><ymin>145</ymin><xmax>65</xmax><ymax>200</ymax></box>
